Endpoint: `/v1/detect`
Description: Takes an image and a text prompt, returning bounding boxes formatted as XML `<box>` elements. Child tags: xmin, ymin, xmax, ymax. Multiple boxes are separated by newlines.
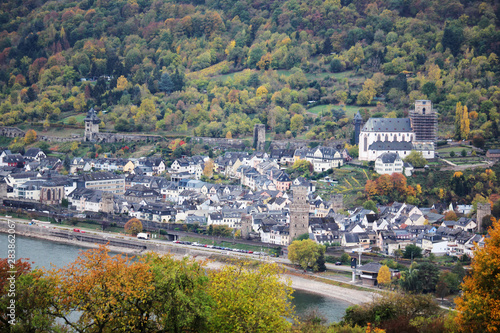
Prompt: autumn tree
<box><xmin>444</xmin><ymin>210</ymin><xmax>458</xmax><ymax>221</ymax></box>
<box><xmin>455</xmin><ymin>218</ymin><xmax>500</xmax><ymax>332</ymax></box>
<box><xmin>46</xmin><ymin>246</ymin><xmax>155</xmax><ymax>332</ymax></box>
<box><xmin>1</xmin><ymin>259</ymin><xmax>58</xmax><ymax>332</ymax></box>
<box><xmin>455</xmin><ymin>102</ymin><xmax>470</xmax><ymax>140</ymax></box>
<box><xmin>24</xmin><ymin>129</ymin><xmax>37</xmax><ymax>144</ymax></box>
<box><xmin>356</xmin><ymin>79</ymin><xmax>376</xmax><ymax>105</ymax></box>
<box><xmin>203</xmin><ymin>158</ymin><xmax>214</xmax><ymax>178</ymax></box>
<box><xmin>207</xmin><ymin>262</ymin><xmax>295</xmax><ymax>332</ymax></box>
<box><xmin>124</xmin><ymin>217</ymin><xmax>143</xmax><ymax>235</ymax></box>
<box><xmin>288</xmin><ymin>239</ymin><xmax>325</xmax><ymax>271</ymax></box>
<box><xmin>116</xmin><ymin>75</ymin><xmax>128</xmax><ymax>91</ymax></box>
<box><xmin>377</xmin><ymin>265</ymin><xmax>391</xmax><ymax>288</ymax></box>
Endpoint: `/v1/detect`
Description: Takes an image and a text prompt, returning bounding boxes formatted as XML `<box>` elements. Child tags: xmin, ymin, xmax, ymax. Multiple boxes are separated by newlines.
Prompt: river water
<box><xmin>0</xmin><ymin>233</ymin><xmax>349</xmax><ymax>323</ymax></box>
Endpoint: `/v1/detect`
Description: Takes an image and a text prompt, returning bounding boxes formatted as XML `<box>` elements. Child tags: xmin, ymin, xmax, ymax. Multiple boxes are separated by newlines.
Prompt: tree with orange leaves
<box><xmin>376</xmin><ymin>174</ymin><xmax>393</xmax><ymax>196</ymax></box>
<box><xmin>46</xmin><ymin>245</ymin><xmax>155</xmax><ymax>332</ymax></box>
<box><xmin>390</xmin><ymin>173</ymin><xmax>407</xmax><ymax>194</ymax></box>
<box><xmin>455</xmin><ymin>218</ymin><xmax>500</xmax><ymax>332</ymax></box>
<box><xmin>365</xmin><ymin>179</ymin><xmax>378</xmax><ymax>198</ymax></box>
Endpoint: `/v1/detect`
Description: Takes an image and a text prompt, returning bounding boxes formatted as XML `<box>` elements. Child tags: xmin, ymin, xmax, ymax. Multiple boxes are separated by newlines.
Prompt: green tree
<box><xmin>288</xmin><ymin>239</ymin><xmax>325</xmax><ymax>271</ymax></box>
<box><xmin>403</xmin><ymin>244</ymin><xmax>423</xmax><ymax>259</ymax></box>
<box><xmin>404</xmin><ymin>150</ymin><xmax>426</xmax><ymax>168</ymax></box>
<box><xmin>290</xmin><ymin>114</ymin><xmax>304</xmax><ymax>134</ymax></box>
<box><xmin>363</xmin><ymin>200</ymin><xmax>378</xmax><ymax>213</ymax></box>
<box><xmin>144</xmin><ymin>253</ymin><xmax>213</xmax><ymax>332</ymax></box>
<box><xmin>292</xmin><ymin>160</ymin><xmax>313</xmax><ymax>174</ymax></box>
<box><xmin>1</xmin><ymin>259</ymin><xmax>58</xmax><ymax>332</ymax></box>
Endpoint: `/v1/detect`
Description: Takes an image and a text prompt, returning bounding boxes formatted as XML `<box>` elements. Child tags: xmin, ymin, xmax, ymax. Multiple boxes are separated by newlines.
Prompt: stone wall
<box><xmin>0</xmin><ymin>127</ymin><xmax>25</xmax><ymax>138</ymax></box>
<box><xmin>191</xmin><ymin>137</ymin><xmax>246</xmax><ymax>149</ymax></box>
<box><xmin>94</xmin><ymin>132</ymin><xmax>163</xmax><ymax>143</ymax></box>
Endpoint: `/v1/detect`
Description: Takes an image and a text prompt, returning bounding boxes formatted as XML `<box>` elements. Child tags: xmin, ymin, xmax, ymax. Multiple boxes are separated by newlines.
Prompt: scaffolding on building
<box><xmin>410</xmin><ymin>110</ymin><xmax>437</xmax><ymax>143</ymax></box>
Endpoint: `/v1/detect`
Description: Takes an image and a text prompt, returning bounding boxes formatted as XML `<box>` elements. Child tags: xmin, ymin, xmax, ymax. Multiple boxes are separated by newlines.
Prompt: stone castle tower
<box><xmin>477</xmin><ymin>202</ymin><xmax>491</xmax><ymax>233</ymax></box>
<box><xmin>353</xmin><ymin>111</ymin><xmax>363</xmax><ymax>145</ymax></box>
<box><xmin>100</xmin><ymin>192</ymin><xmax>115</xmax><ymax>214</ymax></box>
<box><xmin>410</xmin><ymin>100</ymin><xmax>437</xmax><ymax>144</ymax></box>
<box><xmin>84</xmin><ymin>107</ymin><xmax>101</xmax><ymax>142</ymax></box>
<box><xmin>289</xmin><ymin>186</ymin><xmax>309</xmax><ymax>243</ymax></box>
<box><xmin>240</xmin><ymin>214</ymin><xmax>252</xmax><ymax>240</ymax></box>
<box><xmin>253</xmin><ymin>124</ymin><xmax>265</xmax><ymax>150</ymax></box>
<box><xmin>330</xmin><ymin>194</ymin><xmax>344</xmax><ymax>211</ymax></box>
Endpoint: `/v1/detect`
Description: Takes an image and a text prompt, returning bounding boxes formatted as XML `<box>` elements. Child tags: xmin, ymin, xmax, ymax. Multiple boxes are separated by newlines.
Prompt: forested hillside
<box><xmin>0</xmin><ymin>0</ymin><xmax>499</xmax><ymax>141</ymax></box>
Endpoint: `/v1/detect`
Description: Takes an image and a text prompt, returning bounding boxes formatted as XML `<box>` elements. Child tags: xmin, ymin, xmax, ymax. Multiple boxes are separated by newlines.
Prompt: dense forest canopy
<box><xmin>0</xmin><ymin>0</ymin><xmax>499</xmax><ymax>140</ymax></box>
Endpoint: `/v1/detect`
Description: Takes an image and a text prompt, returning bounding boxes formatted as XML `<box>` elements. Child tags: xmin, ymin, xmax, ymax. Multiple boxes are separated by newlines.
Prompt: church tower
<box><xmin>84</xmin><ymin>107</ymin><xmax>101</xmax><ymax>142</ymax></box>
<box><xmin>353</xmin><ymin>111</ymin><xmax>363</xmax><ymax>145</ymax></box>
<box><xmin>289</xmin><ymin>186</ymin><xmax>309</xmax><ymax>243</ymax></box>
<box><xmin>410</xmin><ymin>100</ymin><xmax>437</xmax><ymax>144</ymax></box>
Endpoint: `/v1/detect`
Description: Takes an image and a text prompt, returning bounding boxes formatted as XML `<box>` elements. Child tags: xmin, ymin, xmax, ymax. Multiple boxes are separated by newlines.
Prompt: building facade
<box><xmin>359</xmin><ymin>100</ymin><xmax>436</xmax><ymax>161</ymax></box>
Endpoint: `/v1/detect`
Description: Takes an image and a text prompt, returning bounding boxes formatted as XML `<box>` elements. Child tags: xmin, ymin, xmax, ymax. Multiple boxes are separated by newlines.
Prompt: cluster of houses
<box><xmin>0</xmin><ymin>145</ymin><xmax>484</xmax><ymax>258</ymax></box>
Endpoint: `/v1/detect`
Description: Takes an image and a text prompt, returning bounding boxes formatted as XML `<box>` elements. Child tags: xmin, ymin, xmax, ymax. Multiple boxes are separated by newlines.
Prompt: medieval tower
<box><xmin>410</xmin><ymin>100</ymin><xmax>437</xmax><ymax>144</ymax></box>
<box><xmin>253</xmin><ymin>124</ymin><xmax>265</xmax><ymax>150</ymax></box>
<box><xmin>289</xmin><ymin>186</ymin><xmax>309</xmax><ymax>243</ymax></box>
<box><xmin>240</xmin><ymin>214</ymin><xmax>253</xmax><ymax>240</ymax></box>
<box><xmin>477</xmin><ymin>202</ymin><xmax>492</xmax><ymax>233</ymax></box>
<box><xmin>84</xmin><ymin>107</ymin><xmax>101</xmax><ymax>142</ymax></box>
<box><xmin>353</xmin><ymin>111</ymin><xmax>363</xmax><ymax>145</ymax></box>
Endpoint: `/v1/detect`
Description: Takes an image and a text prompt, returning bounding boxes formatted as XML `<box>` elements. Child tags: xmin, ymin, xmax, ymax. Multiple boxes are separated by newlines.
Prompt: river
<box><xmin>0</xmin><ymin>233</ymin><xmax>349</xmax><ymax>323</ymax></box>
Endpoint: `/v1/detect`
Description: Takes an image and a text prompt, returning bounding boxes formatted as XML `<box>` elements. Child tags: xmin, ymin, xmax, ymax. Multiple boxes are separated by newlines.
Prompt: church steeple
<box><xmin>84</xmin><ymin>107</ymin><xmax>101</xmax><ymax>142</ymax></box>
<box><xmin>353</xmin><ymin>111</ymin><xmax>363</xmax><ymax>145</ymax></box>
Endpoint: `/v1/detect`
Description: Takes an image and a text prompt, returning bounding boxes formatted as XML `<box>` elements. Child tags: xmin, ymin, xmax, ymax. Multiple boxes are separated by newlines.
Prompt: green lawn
<box><xmin>62</xmin><ymin>113</ymin><xmax>86</xmax><ymax>124</ymax></box>
<box><xmin>437</xmin><ymin>146</ymin><xmax>474</xmax><ymax>153</ymax></box>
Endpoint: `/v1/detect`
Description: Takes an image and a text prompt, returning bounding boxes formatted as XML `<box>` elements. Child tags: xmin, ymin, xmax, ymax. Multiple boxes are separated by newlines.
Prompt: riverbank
<box><xmin>0</xmin><ymin>219</ymin><xmax>376</xmax><ymax>305</ymax></box>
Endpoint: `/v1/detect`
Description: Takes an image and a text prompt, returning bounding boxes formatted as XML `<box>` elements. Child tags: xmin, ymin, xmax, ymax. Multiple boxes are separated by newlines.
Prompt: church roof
<box><xmin>368</xmin><ymin>141</ymin><xmax>413</xmax><ymax>151</ymax></box>
<box><xmin>361</xmin><ymin>118</ymin><xmax>412</xmax><ymax>132</ymax></box>
<box><xmin>354</xmin><ymin>111</ymin><xmax>363</xmax><ymax>121</ymax></box>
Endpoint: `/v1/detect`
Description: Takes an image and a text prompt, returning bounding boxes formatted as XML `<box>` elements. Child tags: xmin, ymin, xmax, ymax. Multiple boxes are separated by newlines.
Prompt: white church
<box><xmin>358</xmin><ymin>100</ymin><xmax>437</xmax><ymax>161</ymax></box>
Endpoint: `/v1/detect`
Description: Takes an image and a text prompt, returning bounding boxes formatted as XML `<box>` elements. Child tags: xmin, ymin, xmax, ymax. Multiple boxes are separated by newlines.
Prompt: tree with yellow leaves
<box><xmin>455</xmin><ymin>218</ymin><xmax>500</xmax><ymax>332</ymax></box>
<box><xmin>256</xmin><ymin>85</ymin><xmax>268</xmax><ymax>97</ymax></box>
<box><xmin>377</xmin><ymin>265</ymin><xmax>391</xmax><ymax>288</ymax></box>
<box><xmin>203</xmin><ymin>158</ymin><xmax>214</xmax><ymax>178</ymax></box>
<box><xmin>207</xmin><ymin>262</ymin><xmax>296</xmax><ymax>333</ymax></box>
<box><xmin>357</xmin><ymin>79</ymin><xmax>376</xmax><ymax>105</ymax></box>
<box><xmin>116</xmin><ymin>75</ymin><xmax>128</xmax><ymax>91</ymax></box>
<box><xmin>24</xmin><ymin>129</ymin><xmax>37</xmax><ymax>144</ymax></box>
<box><xmin>455</xmin><ymin>102</ymin><xmax>470</xmax><ymax>140</ymax></box>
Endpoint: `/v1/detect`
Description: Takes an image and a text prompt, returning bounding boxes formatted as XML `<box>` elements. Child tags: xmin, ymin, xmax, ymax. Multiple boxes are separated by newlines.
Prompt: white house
<box><xmin>374</xmin><ymin>152</ymin><xmax>404</xmax><ymax>175</ymax></box>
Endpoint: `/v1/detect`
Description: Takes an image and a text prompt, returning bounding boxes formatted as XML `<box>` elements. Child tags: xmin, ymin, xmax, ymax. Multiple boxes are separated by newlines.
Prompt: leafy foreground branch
<box><xmin>2</xmin><ymin>228</ymin><xmax>500</xmax><ymax>333</ymax></box>
<box><xmin>0</xmin><ymin>246</ymin><xmax>298</xmax><ymax>333</ymax></box>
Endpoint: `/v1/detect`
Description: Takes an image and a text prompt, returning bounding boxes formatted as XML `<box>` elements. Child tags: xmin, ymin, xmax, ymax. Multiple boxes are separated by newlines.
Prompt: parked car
<box><xmin>335</xmin><ymin>261</ymin><xmax>342</xmax><ymax>265</ymax></box>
